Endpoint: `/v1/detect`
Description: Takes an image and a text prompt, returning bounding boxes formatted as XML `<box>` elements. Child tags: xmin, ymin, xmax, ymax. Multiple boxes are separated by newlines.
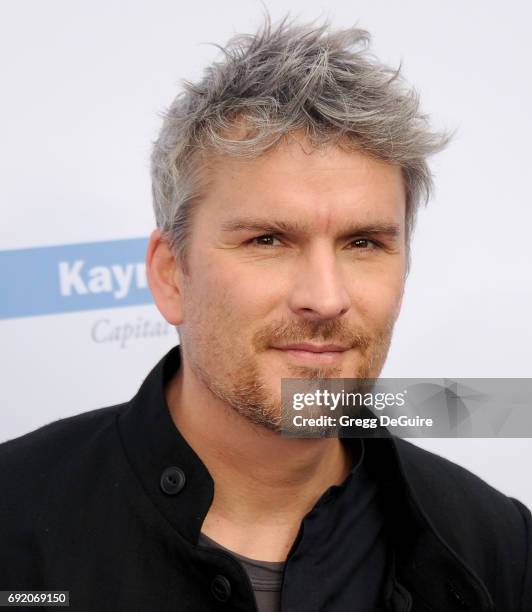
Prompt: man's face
<box><xmin>176</xmin><ymin>133</ymin><xmax>407</xmax><ymax>431</ymax></box>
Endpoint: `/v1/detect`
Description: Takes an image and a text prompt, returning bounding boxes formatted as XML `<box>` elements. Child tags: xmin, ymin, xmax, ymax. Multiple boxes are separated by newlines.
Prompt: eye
<box><xmin>248</xmin><ymin>234</ymin><xmax>283</xmax><ymax>247</ymax></box>
<box><xmin>349</xmin><ymin>238</ymin><xmax>380</xmax><ymax>250</ymax></box>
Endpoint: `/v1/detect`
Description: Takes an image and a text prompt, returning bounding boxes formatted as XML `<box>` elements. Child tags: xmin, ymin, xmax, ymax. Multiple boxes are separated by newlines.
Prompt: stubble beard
<box><xmin>187</xmin><ymin>318</ymin><xmax>396</xmax><ymax>433</ymax></box>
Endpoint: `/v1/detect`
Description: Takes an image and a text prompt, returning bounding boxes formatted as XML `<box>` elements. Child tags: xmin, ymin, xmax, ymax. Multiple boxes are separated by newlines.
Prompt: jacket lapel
<box><xmin>363</xmin><ymin>433</ymin><xmax>495</xmax><ymax>611</ymax></box>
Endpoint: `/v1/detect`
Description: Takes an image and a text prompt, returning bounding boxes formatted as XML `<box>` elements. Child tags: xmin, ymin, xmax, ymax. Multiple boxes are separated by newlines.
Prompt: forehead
<box><xmin>197</xmin><ymin>133</ymin><xmax>405</xmax><ymax>229</ymax></box>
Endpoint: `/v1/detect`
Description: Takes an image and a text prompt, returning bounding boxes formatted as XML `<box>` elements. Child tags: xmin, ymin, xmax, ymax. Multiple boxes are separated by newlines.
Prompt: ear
<box><xmin>146</xmin><ymin>229</ymin><xmax>184</xmax><ymax>325</ymax></box>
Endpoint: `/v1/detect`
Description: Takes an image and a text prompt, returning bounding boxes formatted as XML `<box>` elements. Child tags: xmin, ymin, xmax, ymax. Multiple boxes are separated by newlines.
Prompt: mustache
<box><xmin>254</xmin><ymin>319</ymin><xmax>380</xmax><ymax>352</ymax></box>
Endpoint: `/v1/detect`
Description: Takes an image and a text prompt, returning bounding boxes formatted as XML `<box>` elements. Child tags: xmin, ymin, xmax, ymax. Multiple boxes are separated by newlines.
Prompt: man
<box><xmin>1</xmin><ymin>15</ymin><xmax>530</xmax><ymax>612</ymax></box>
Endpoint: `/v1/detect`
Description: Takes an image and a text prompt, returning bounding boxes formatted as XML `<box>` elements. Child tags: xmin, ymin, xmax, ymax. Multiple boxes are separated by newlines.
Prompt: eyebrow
<box><xmin>219</xmin><ymin>218</ymin><xmax>402</xmax><ymax>240</ymax></box>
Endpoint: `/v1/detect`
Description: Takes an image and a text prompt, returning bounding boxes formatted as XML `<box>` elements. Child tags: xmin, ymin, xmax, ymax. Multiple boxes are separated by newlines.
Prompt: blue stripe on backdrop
<box><xmin>0</xmin><ymin>238</ymin><xmax>153</xmax><ymax>319</ymax></box>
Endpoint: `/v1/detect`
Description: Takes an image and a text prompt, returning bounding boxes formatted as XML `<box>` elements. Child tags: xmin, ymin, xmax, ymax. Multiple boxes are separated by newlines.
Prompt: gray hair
<box><xmin>151</xmin><ymin>13</ymin><xmax>451</xmax><ymax>273</ymax></box>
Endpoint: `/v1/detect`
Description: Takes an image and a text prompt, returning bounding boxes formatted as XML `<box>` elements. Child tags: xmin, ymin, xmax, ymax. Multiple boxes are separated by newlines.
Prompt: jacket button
<box><xmin>446</xmin><ymin>581</ymin><xmax>469</xmax><ymax>608</ymax></box>
<box><xmin>211</xmin><ymin>574</ymin><xmax>232</xmax><ymax>602</ymax></box>
<box><xmin>159</xmin><ymin>467</ymin><xmax>186</xmax><ymax>495</ymax></box>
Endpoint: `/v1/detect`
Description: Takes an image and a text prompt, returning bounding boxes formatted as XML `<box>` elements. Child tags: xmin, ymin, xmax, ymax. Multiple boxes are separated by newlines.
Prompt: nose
<box><xmin>287</xmin><ymin>244</ymin><xmax>351</xmax><ymax>320</ymax></box>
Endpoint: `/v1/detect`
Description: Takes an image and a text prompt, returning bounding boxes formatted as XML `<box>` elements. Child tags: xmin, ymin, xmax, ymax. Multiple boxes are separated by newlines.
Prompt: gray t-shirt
<box><xmin>198</xmin><ymin>531</ymin><xmax>284</xmax><ymax>611</ymax></box>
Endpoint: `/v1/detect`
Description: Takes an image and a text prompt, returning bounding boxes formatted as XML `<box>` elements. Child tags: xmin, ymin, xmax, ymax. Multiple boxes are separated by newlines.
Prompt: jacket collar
<box><xmin>118</xmin><ymin>344</ymin><xmax>494</xmax><ymax>612</ymax></box>
<box><xmin>363</xmin><ymin>431</ymin><xmax>494</xmax><ymax>611</ymax></box>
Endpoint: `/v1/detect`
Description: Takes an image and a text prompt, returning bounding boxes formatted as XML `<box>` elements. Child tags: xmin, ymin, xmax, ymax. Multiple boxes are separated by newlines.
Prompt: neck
<box><xmin>165</xmin><ymin>353</ymin><xmax>357</xmax><ymax>560</ymax></box>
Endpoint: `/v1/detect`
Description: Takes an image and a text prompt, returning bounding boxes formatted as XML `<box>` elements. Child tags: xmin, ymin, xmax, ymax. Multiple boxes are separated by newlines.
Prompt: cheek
<box><xmin>187</xmin><ymin>259</ymin><xmax>269</xmax><ymax>331</ymax></box>
<box><xmin>351</xmin><ymin>270</ymin><xmax>405</xmax><ymax>326</ymax></box>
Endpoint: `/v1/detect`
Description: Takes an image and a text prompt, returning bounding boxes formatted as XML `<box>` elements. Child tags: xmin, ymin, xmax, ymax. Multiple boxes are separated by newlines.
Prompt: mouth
<box><xmin>271</xmin><ymin>347</ymin><xmax>348</xmax><ymax>365</ymax></box>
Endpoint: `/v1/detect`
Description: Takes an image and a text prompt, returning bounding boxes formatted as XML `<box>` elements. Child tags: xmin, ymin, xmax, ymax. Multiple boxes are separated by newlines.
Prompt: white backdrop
<box><xmin>1</xmin><ymin>1</ymin><xmax>531</xmax><ymax>509</ymax></box>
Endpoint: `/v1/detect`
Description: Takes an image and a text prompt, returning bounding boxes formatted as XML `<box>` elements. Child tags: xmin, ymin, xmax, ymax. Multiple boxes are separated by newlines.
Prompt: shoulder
<box><xmin>0</xmin><ymin>404</ymin><xmax>125</xmax><ymax>498</ymax></box>
<box><xmin>0</xmin><ymin>404</ymin><xmax>132</xmax><ymax>585</ymax></box>
<box><xmin>393</xmin><ymin>437</ymin><xmax>529</xmax><ymax>526</ymax></box>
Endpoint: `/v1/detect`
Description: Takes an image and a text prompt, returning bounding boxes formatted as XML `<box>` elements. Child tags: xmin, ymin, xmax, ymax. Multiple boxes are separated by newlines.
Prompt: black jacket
<box><xmin>1</xmin><ymin>345</ymin><xmax>531</xmax><ymax>611</ymax></box>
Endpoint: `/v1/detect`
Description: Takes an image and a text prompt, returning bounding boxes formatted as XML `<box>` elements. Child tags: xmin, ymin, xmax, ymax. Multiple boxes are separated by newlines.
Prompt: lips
<box><xmin>272</xmin><ymin>343</ymin><xmax>349</xmax><ymax>353</ymax></box>
<box><xmin>271</xmin><ymin>344</ymin><xmax>349</xmax><ymax>364</ymax></box>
